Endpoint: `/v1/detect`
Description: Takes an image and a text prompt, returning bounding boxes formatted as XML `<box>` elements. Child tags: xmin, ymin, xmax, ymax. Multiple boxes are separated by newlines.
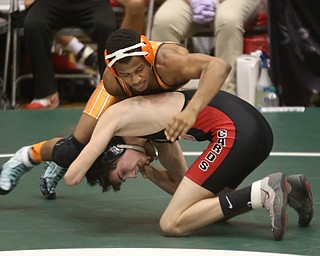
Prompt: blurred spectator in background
<box><xmin>114</xmin><ymin>0</ymin><xmax>166</xmax><ymax>34</ymax></box>
<box><xmin>23</xmin><ymin>0</ymin><xmax>116</xmax><ymax>109</ymax></box>
<box><xmin>151</xmin><ymin>0</ymin><xmax>261</xmax><ymax>95</ymax></box>
<box><xmin>22</xmin><ymin>1</ymin><xmax>98</xmax><ymax>71</ymax></box>
<box><xmin>115</xmin><ymin>0</ymin><xmax>146</xmax><ymax>34</ymax></box>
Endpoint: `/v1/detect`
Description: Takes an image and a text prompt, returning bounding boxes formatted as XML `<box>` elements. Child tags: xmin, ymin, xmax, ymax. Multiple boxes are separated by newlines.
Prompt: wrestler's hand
<box><xmin>165</xmin><ymin>109</ymin><xmax>197</xmax><ymax>142</ymax></box>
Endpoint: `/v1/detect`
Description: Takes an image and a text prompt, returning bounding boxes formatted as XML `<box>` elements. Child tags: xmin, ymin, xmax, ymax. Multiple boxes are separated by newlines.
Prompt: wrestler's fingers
<box><xmin>165</xmin><ymin>121</ymin><xmax>178</xmax><ymax>140</ymax></box>
<box><xmin>166</xmin><ymin>122</ymin><xmax>186</xmax><ymax>142</ymax></box>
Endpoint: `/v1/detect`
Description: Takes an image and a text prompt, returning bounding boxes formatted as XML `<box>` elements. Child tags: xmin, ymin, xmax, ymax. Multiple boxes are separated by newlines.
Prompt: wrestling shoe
<box><xmin>0</xmin><ymin>146</ymin><xmax>37</xmax><ymax>195</ymax></box>
<box><xmin>40</xmin><ymin>161</ymin><xmax>67</xmax><ymax>200</ymax></box>
<box><xmin>260</xmin><ymin>172</ymin><xmax>288</xmax><ymax>241</ymax></box>
<box><xmin>287</xmin><ymin>174</ymin><xmax>314</xmax><ymax>227</ymax></box>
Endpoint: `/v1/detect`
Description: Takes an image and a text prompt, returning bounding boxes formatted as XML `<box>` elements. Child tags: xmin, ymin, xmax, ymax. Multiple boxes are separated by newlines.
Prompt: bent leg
<box><xmin>160</xmin><ymin>177</ymin><xmax>220</xmax><ymax>236</ymax></box>
<box><xmin>40</xmin><ymin>113</ymin><xmax>97</xmax><ymax>199</ymax></box>
<box><xmin>52</xmin><ymin>80</ymin><xmax>115</xmax><ymax>165</ymax></box>
<box><xmin>40</xmin><ymin>138</ymin><xmax>61</xmax><ymax>161</ymax></box>
<box><xmin>40</xmin><ymin>82</ymin><xmax>116</xmax><ymax>199</ymax></box>
<box><xmin>73</xmin><ymin>80</ymin><xmax>117</xmax><ymax>145</ymax></box>
<box><xmin>160</xmin><ymin>173</ymin><xmax>288</xmax><ymax>240</ymax></box>
<box><xmin>151</xmin><ymin>0</ymin><xmax>194</xmax><ymax>42</ymax></box>
<box><xmin>31</xmin><ymin>112</ymin><xmax>97</xmax><ymax>165</ymax></box>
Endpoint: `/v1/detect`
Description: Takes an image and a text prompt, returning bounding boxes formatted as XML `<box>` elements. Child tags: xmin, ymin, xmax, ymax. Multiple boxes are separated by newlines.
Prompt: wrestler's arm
<box><xmin>145</xmin><ymin>141</ymin><xmax>188</xmax><ymax>194</ymax></box>
<box><xmin>65</xmin><ymin>92</ymin><xmax>185</xmax><ymax>186</ymax></box>
<box><xmin>157</xmin><ymin>45</ymin><xmax>231</xmax><ymax>141</ymax></box>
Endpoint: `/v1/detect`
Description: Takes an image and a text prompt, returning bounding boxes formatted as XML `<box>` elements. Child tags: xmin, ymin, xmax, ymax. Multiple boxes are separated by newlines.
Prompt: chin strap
<box><xmin>116</xmin><ymin>144</ymin><xmax>146</xmax><ymax>154</ymax></box>
<box><xmin>105</xmin><ymin>42</ymin><xmax>148</xmax><ymax>67</ymax></box>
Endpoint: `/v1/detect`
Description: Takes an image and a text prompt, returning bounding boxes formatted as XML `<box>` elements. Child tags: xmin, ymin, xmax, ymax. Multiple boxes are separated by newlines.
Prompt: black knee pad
<box><xmin>52</xmin><ymin>135</ymin><xmax>84</xmax><ymax>168</ymax></box>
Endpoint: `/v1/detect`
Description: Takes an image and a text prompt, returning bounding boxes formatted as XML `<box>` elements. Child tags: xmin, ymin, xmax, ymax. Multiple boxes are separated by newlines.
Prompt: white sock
<box><xmin>251</xmin><ymin>180</ymin><xmax>263</xmax><ymax>209</ymax></box>
<box><xmin>66</xmin><ymin>37</ymin><xmax>85</xmax><ymax>55</ymax></box>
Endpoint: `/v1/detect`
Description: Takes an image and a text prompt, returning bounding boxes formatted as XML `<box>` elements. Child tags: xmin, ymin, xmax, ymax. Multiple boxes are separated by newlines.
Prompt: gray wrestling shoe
<box><xmin>39</xmin><ymin>161</ymin><xmax>67</xmax><ymax>200</ymax></box>
<box><xmin>287</xmin><ymin>174</ymin><xmax>314</xmax><ymax>227</ymax></box>
<box><xmin>260</xmin><ymin>172</ymin><xmax>288</xmax><ymax>241</ymax></box>
<box><xmin>0</xmin><ymin>146</ymin><xmax>37</xmax><ymax>195</ymax></box>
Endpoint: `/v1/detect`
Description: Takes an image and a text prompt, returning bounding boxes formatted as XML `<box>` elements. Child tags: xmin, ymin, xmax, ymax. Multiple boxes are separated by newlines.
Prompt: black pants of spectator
<box><xmin>24</xmin><ymin>0</ymin><xmax>116</xmax><ymax>99</ymax></box>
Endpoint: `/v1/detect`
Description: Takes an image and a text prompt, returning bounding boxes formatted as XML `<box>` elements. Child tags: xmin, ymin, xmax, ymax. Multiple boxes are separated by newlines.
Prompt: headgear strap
<box><xmin>104</xmin><ymin>143</ymin><xmax>146</xmax><ymax>164</ymax></box>
<box><xmin>116</xmin><ymin>144</ymin><xmax>146</xmax><ymax>154</ymax></box>
<box><xmin>105</xmin><ymin>42</ymin><xmax>148</xmax><ymax>67</ymax></box>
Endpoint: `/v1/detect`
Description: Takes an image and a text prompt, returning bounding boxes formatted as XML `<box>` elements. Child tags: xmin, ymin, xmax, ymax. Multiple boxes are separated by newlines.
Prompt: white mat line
<box><xmin>1</xmin><ymin>151</ymin><xmax>320</xmax><ymax>159</ymax></box>
<box><xmin>0</xmin><ymin>248</ymin><xmax>302</xmax><ymax>256</ymax></box>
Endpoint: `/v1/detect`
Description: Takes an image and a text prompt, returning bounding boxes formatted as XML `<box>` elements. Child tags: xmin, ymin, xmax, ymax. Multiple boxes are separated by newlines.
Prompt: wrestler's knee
<box><xmin>52</xmin><ymin>135</ymin><xmax>84</xmax><ymax>168</ymax></box>
<box><xmin>159</xmin><ymin>214</ymin><xmax>189</xmax><ymax>237</ymax></box>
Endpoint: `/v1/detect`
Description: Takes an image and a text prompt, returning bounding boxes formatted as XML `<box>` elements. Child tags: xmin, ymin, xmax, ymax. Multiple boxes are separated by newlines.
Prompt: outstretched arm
<box><xmin>65</xmin><ymin>105</ymin><xmax>119</xmax><ymax>186</ymax></box>
<box><xmin>65</xmin><ymin>92</ymin><xmax>185</xmax><ymax>186</ymax></box>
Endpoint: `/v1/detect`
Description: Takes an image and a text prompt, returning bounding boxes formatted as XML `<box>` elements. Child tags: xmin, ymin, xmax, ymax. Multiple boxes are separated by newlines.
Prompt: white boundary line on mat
<box><xmin>0</xmin><ymin>248</ymin><xmax>302</xmax><ymax>256</ymax></box>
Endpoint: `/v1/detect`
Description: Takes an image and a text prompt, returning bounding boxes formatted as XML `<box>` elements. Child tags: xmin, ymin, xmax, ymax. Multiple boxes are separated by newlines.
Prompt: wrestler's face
<box><xmin>114</xmin><ymin>57</ymin><xmax>151</xmax><ymax>92</ymax></box>
<box><xmin>108</xmin><ymin>149</ymin><xmax>149</xmax><ymax>187</ymax></box>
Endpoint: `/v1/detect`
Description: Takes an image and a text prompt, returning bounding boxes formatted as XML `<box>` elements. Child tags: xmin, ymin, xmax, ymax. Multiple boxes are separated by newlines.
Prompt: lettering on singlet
<box><xmin>198</xmin><ymin>129</ymin><xmax>227</xmax><ymax>171</ymax></box>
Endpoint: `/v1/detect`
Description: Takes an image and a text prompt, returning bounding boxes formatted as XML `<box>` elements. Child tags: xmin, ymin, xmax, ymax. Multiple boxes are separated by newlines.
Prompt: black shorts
<box><xmin>183</xmin><ymin>90</ymin><xmax>273</xmax><ymax>194</ymax></box>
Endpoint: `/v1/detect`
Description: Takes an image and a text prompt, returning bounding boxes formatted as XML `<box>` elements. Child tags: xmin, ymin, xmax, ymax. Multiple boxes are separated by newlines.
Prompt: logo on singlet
<box><xmin>198</xmin><ymin>129</ymin><xmax>227</xmax><ymax>171</ymax></box>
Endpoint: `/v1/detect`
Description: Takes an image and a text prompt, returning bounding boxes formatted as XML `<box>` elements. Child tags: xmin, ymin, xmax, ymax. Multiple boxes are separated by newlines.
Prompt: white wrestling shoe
<box><xmin>39</xmin><ymin>161</ymin><xmax>67</xmax><ymax>200</ymax></box>
<box><xmin>0</xmin><ymin>146</ymin><xmax>37</xmax><ymax>195</ymax></box>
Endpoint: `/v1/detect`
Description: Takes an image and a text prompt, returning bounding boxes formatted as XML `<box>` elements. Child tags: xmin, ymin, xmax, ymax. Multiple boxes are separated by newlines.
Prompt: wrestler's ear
<box><xmin>140</xmin><ymin>35</ymin><xmax>154</xmax><ymax>65</ymax></box>
<box><xmin>104</xmin><ymin>49</ymin><xmax>119</xmax><ymax>77</ymax></box>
